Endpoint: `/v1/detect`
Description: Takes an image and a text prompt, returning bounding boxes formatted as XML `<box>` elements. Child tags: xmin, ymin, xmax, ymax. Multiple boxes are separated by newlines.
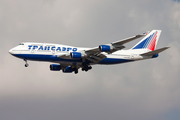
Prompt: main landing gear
<box><xmin>24</xmin><ymin>59</ymin><xmax>29</xmax><ymax>67</ymax></box>
<box><xmin>82</xmin><ymin>63</ymin><xmax>92</xmax><ymax>72</ymax></box>
<box><xmin>72</xmin><ymin>68</ymin><xmax>78</xmax><ymax>74</ymax></box>
<box><xmin>74</xmin><ymin>69</ymin><xmax>78</xmax><ymax>74</ymax></box>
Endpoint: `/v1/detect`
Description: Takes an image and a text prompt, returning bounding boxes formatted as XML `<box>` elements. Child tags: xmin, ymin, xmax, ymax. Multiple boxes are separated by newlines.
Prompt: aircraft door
<box><xmin>131</xmin><ymin>54</ymin><xmax>139</xmax><ymax>60</ymax></box>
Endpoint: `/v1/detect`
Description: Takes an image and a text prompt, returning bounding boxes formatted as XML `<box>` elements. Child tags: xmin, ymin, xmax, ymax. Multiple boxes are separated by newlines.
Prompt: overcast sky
<box><xmin>1</xmin><ymin>0</ymin><xmax>180</xmax><ymax>120</ymax></box>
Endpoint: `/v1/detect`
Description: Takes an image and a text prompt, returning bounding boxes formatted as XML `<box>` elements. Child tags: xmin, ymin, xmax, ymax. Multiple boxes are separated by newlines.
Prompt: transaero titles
<box><xmin>28</xmin><ymin>45</ymin><xmax>78</xmax><ymax>52</ymax></box>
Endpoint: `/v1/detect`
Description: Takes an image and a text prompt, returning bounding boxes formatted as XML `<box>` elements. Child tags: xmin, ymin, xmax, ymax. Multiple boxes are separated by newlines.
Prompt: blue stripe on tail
<box><xmin>133</xmin><ymin>32</ymin><xmax>155</xmax><ymax>49</ymax></box>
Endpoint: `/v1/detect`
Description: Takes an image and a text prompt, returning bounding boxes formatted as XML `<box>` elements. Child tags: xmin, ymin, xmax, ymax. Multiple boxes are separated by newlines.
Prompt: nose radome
<box><xmin>9</xmin><ymin>49</ymin><xmax>13</xmax><ymax>54</ymax></box>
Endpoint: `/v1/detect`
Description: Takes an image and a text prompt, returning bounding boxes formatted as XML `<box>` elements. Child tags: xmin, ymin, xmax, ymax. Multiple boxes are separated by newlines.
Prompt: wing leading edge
<box><xmin>85</xmin><ymin>31</ymin><xmax>149</xmax><ymax>55</ymax></box>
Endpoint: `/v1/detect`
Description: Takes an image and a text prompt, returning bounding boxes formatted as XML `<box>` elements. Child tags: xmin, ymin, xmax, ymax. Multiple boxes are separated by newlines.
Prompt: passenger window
<box><xmin>19</xmin><ymin>43</ymin><xmax>24</xmax><ymax>45</ymax></box>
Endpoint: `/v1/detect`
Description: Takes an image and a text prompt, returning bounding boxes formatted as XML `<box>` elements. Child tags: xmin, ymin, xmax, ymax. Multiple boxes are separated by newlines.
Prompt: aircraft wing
<box><xmin>57</xmin><ymin>52</ymin><xmax>106</xmax><ymax>63</ymax></box>
<box><xmin>58</xmin><ymin>31</ymin><xmax>149</xmax><ymax>63</ymax></box>
<box><xmin>111</xmin><ymin>33</ymin><xmax>148</xmax><ymax>46</ymax></box>
<box><xmin>85</xmin><ymin>31</ymin><xmax>149</xmax><ymax>55</ymax></box>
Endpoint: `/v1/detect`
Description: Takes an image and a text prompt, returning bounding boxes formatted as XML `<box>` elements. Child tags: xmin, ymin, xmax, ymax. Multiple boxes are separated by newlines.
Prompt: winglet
<box><xmin>143</xmin><ymin>31</ymin><xmax>150</xmax><ymax>35</ymax></box>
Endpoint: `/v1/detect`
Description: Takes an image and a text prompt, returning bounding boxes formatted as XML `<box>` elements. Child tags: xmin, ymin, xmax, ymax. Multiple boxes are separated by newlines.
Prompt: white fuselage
<box><xmin>9</xmin><ymin>42</ymin><xmax>152</xmax><ymax>66</ymax></box>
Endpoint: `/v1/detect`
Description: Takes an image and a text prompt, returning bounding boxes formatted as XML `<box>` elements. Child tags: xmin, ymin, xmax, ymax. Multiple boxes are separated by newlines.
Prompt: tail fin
<box><xmin>131</xmin><ymin>30</ymin><xmax>161</xmax><ymax>51</ymax></box>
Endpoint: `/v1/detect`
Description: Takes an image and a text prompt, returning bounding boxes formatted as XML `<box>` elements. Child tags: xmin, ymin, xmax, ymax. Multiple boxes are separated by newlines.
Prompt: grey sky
<box><xmin>0</xmin><ymin>0</ymin><xmax>180</xmax><ymax>120</ymax></box>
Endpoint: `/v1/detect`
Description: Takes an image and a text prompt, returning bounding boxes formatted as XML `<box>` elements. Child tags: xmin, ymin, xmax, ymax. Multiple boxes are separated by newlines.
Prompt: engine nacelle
<box><xmin>70</xmin><ymin>52</ymin><xmax>87</xmax><ymax>58</ymax></box>
<box><xmin>63</xmin><ymin>66</ymin><xmax>73</xmax><ymax>73</ymax></box>
<box><xmin>99</xmin><ymin>45</ymin><xmax>113</xmax><ymax>52</ymax></box>
<box><xmin>70</xmin><ymin>52</ymin><xmax>82</xmax><ymax>58</ymax></box>
<box><xmin>50</xmin><ymin>64</ymin><xmax>61</xmax><ymax>71</ymax></box>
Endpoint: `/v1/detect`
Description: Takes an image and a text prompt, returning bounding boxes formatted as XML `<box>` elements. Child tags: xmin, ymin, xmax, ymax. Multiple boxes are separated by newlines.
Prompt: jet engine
<box><xmin>99</xmin><ymin>45</ymin><xmax>114</xmax><ymax>52</ymax></box>
<box><xmin>70</xmin><ymin>52</ymin><xmax>87</xmax><ymax>58</ymax></box>
<box><xmin>50</xmin><ymin>64</ymin><xmax>61</xmax><ymax>71</ymax></box>
<box><xmin>63</xmin><ymin>66</ymin><xmax>73</xmax><ymax>73</ymax></box>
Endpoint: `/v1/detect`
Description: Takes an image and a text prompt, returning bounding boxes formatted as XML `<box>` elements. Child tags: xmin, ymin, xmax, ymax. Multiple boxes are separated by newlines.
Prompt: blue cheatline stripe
<box><xmin>12</xmin><ymin>54</ymin><xmax>133</xmax><ymax>65</ymax></box>
<box><xmin>98</xmin><ymin>58</ymin><xmax>133</xmax><ymax>64</ymax></box>
<box><xmin>12</xmin><ymin>54</ymin><xmax>82</xmax><ymax>62</ymax></box>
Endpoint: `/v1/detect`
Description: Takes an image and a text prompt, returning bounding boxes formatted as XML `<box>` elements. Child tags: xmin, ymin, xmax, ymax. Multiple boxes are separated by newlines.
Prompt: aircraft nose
<box><xmin>9</xmin><ymin>48</ymin><xmax>13</xmax><ymax>55</ymax></box>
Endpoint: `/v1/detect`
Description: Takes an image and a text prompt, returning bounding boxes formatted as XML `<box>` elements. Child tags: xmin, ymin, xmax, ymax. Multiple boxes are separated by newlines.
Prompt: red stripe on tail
<box><xmin>148</xmin><ymin>32</ymin><xmax>158</xmax><ymax>51</ymax></box>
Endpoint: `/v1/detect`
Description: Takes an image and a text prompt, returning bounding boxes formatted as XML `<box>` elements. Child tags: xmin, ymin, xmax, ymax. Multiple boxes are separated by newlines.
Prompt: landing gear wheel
<box><xmin>25</xmin><ymin>63</ymin><xmax>29</xmax><ymax>67</ymax></box>
<box><xmin>82</xmin><ymin>63</ymin><xmax>92</xmax><ymax>72</ymax></box>
<box><xmin>74</xmin><ymin>70</ymin><xmax>78</xmax><ymax>74</ymax></box>
<box><xmin>88</xmin><ymin>66</ymin><xmax>92</xmax><ymax>70</ymax></box>
<box><xmin>85</xmin><ymin>68</ymin><xmax>88</xmax><ymax>72</ymax></box>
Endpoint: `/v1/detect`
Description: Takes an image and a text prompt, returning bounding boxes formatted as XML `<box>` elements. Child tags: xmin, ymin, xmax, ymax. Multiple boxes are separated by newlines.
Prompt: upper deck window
<box><xmin>19</xmin><ymin>43</ymin><xmax>24</xmax><ymax>45</ymax></box>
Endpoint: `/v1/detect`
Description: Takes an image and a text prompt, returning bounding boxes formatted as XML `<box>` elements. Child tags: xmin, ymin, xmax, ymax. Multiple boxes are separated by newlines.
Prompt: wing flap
<box><xmin>87</xmin><ymin>54</ymin><xmax>107</xmax><ymax>63</ymax></box>
<box><xmin>86</xmin><ymin>57</ymin><xmax>98</xmax><ymax>63</ymax></box>
<box><xmin>85</xmin><ymin>47</ymin><xmax>100</xmax><ymax>55</ymax></box>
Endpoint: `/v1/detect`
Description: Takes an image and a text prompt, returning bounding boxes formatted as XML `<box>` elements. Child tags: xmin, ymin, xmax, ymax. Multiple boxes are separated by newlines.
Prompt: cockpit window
<box><xmin>19</xmin><ymin>43</ymin><xmax>24</xmax><ymax>45</ymax></box>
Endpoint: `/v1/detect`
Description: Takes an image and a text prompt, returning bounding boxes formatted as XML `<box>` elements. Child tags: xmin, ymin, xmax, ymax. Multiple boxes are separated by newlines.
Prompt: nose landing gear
<box><xmin>25</xmin><ymin>63</ymin><xmax>29</xmax><ymax>67</ymax></box>
<box><xmin>24</xmin><ymin>59</ymin><xmax>29</xmax><ymax>67</ymax></box>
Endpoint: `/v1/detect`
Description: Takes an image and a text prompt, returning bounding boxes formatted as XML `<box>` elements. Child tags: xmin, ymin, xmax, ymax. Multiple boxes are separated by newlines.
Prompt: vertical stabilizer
<box><xmin>131</xmin><ymin>30</ymin><xmax>161</xmax><ymax>51</ymax></box>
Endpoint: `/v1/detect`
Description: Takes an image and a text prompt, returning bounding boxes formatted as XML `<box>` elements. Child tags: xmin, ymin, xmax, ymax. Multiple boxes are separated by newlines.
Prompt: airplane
<box><xmin>9</xmin><ymin>30</ymin><xmax>169</xmax><ymax>74</ymax></box>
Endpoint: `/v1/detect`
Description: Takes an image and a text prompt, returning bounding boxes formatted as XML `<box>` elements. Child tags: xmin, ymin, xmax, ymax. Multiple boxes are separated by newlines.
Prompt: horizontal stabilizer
<box><xmin>141</xmin><ymin>47</ymin><xmax>170</xmax><ymax>56</ymax></box>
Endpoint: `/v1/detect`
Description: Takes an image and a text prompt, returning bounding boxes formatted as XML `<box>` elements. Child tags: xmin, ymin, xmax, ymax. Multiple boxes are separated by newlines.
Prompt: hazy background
<box><xmin>1</xmin><ymin>0</ymin><xmax>180</xmax><ymax>120</ymax></box>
